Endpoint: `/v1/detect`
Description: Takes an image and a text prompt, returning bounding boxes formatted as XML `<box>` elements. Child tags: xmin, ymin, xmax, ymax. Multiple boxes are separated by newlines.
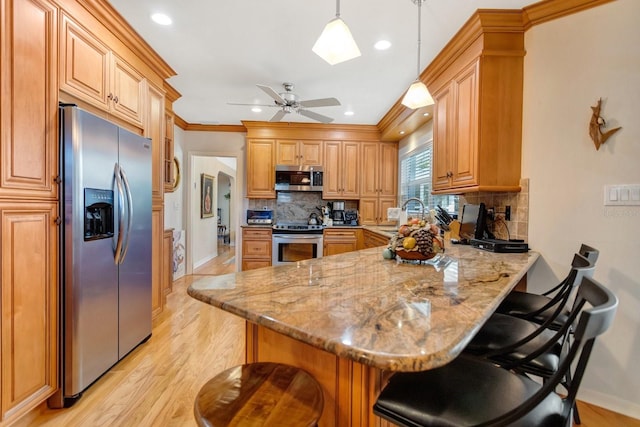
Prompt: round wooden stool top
<box><xmin>194</xmin><ymin>362</ymin><xmax>324</xmax><ymax>427</ymax></box>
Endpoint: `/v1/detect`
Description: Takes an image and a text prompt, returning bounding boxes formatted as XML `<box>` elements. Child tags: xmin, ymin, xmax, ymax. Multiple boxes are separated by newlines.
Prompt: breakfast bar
<box><xmin>188</xmin><ymin>245</ymin><xmax>539</xmax><ymax>426</ymax></box>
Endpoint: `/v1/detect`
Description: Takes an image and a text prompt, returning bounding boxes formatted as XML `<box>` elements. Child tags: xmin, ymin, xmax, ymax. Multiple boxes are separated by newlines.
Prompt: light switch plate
<box><xmin>604</xmin><ymin>184</ymin><xmax>640</xmax><ymax>206</ymax></box>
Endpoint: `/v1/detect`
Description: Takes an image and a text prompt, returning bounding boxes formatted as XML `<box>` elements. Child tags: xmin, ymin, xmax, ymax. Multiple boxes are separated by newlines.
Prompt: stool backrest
<box><xmin>579</xmin><ymin>243</ymin><xmax>599</xmax><ymax>265</ymax></box>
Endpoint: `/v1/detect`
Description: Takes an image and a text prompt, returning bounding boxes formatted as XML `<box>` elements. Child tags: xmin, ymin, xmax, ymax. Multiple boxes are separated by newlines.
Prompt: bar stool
<box><xmin>194</xmin><ymin>362</ymin><xmax>324</xmax><ymax>427</ymax></box>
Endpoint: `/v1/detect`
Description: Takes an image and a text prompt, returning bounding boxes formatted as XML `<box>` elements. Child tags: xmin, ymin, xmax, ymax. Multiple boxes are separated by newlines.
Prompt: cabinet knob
<box><xmin>107</xmin><ymin>93</ymin><xmax>113</xmax><ymax>100</ymax></box>
<box><xmin>114</xmin><ymin>96</ymin><xmax>119</xmax><ymax>104</ymax></box>
<box><xmin>54</xmin><ymin>217</ymin><xmax>62</xmax><ymax>226</ymax></box>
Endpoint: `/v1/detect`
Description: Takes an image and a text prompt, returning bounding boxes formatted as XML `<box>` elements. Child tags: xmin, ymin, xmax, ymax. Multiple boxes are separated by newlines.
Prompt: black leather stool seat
<box><xmin>497</xmin><ymin>291</ymin><xmax>569</xmax><ymax>330</ymax></box>
<box><xmin>464</xmin><ymin>313</ymin><xmax>561</xmax><ymax>377</ymax></box>
<box><xmin>374</xmin><ymin>355</ymin><xmax>567</xmax><ymax>427</ymax></box>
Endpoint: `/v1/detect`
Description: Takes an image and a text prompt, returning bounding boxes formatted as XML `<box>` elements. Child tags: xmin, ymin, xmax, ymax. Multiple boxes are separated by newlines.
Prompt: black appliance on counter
<box><xmin>246</xmin><ymin>209</ymin><xmax>273</xmax><ymax>225</ymax></box>
<box><xmin>344</xmin><ymin>209</ymin><xmax>359</xmax><ymax>226</ymax></box>
<box><xmin>275</xmin><ymin>165</ymin><xmax>323</xmax><ymax>192</ymax></box>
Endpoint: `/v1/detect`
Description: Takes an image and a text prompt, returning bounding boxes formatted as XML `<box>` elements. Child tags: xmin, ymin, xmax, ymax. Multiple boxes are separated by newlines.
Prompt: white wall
<box><xmin>522</xmin><ymin>0</ymin><xmax>640</xmax><ymax>417</ymax></box>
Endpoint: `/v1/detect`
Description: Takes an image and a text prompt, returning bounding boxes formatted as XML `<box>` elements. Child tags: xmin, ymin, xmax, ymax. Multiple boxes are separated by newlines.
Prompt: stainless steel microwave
<box><xmin>274</xmin><ymin>165</ymin><xmax>323</xmax><ymax>192</ymax></box>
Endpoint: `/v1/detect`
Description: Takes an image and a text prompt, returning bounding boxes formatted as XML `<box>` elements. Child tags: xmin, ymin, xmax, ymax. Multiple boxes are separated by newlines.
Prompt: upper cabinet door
<box><xmin>60</xmin><ymin>13</ymin><xmax>145</xmax><ymax>129</ymax></box>
<box><xmin>0</xmin><ymin>0</ymin><xmax>58</xmax><ymax>199</ymax></box>
<box><xmin>60</xmin><ymin>13</ymin><xmax>110</xmax><ymax>108</ymax></box>
<box><xmin>247</xmin><ymin>140</ymin><xmax>276</xmax><ymax>198</ymax></box>
<box><xmin>110</xmin><ymin>54</ymin><xmax>145</xmax><ymax>128</ymax></box>
<box><xmin>299</xmin><ymin>141</ymin><xmax>323</xmax><ymax>166</ymax></box>
<box><xmin>378</xmin><ymin>142</ymin><xmax>398</xmax><ymax>198</ymax></box>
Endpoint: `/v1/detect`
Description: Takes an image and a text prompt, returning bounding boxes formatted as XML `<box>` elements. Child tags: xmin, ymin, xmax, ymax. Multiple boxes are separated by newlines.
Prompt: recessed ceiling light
<box><xmin>423</xmin><ymin>112</ymin><xmax>430</xmax><ymax>116</ymax></box>
<box><xmin>151</xmin><ymin>13</ymin><xmax>172</xmax><ymax>26</ymax></box>
<box><xmin>251</xmin><ymin>107</ymin><xmax>262</xmax><ymax>113</ymax></box>
<box><xmin>344</xmin><ymin>111</ymin><xmax>354</xmax><ymax>116</ymax></box>
<box><xmin>399</xmin><ymin>130</ymin><xmax>406</xmax><ymax>135</ymax></box>
<box><xmin>374</xmin><ymin>40</ymin><xmax>391</xmax><ymax>50</ymax></box>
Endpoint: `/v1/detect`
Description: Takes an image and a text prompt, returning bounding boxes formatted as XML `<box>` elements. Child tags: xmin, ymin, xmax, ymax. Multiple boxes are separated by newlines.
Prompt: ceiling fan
<box><xmin>229</xmin><ymin>83</ymin><xmax>341</xmax><ymax>123</ymax></box>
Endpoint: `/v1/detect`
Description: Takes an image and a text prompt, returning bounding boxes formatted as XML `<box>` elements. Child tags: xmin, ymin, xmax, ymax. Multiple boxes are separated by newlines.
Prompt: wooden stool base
<box><xmin>194</xmin><ymin>362</ymin><xmax>324</xmax><ymax>426</ymax></box>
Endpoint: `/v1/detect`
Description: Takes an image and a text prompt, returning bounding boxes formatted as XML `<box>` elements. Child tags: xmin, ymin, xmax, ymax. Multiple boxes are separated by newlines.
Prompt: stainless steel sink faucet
<box><xmin>402</xmin><ymin>197</ymin><xmax>425</xmax><ymax>220</ymax></box>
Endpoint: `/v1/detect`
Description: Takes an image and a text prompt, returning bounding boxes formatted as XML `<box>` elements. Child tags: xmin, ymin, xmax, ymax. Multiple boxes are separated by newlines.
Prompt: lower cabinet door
<box><xmin>1</xmin><ymin>202</ymin><xmax>58</xmax><ymax>422</ymax></box>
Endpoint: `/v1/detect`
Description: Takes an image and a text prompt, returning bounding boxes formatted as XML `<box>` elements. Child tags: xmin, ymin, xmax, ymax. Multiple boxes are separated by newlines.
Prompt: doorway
<box><xmin>185</xmin><ymin>153</ymin><xmax>239</xmax><ymax>275</ymax></box>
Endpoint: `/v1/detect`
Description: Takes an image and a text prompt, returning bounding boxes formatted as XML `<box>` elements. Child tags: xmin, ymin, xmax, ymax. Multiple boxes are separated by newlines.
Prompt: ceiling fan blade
<box><xmin>299</xmin><ymin>97</ymin><xmax>341</xmax><ymax>108</ymax></box>
<box><xmin>227</xmin><ymin>102</ymin><xmax>276</xmax><ymax>107</ymax></box>
<box><xmin>269</xmin><ymin>110</ymin><xmax>287</xmax><ymax>122</ymax></box>
<box><xmin>257</xmin><ymin>84</ymin><xmax>286</xmax><ymax>105</ymax></box>
<box><xmin>298</xmin><ymin>109</ymin><xmax>334</xmax><ymax>123</ymax></box>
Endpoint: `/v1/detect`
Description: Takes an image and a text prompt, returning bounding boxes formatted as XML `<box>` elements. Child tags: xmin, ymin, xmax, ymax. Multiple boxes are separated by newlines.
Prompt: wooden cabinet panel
<box><xmin>146</xmin><ymin>83</ymin><xmax>165</xmax><ymax>200</ymax></box>
<box><xmin>451</xmin><ymin>63</ymin><xmax>478</xmax><ymax>188</ymax></box>
<box><xmin>247</xmin><ymin>140</ymin><xmax>275</xmax><ymax>198</ymax></box>
<box><xmin>359</xmin><ymin>198</ymin><xmax>396</xmax><ymax>226</ymax></box>
<box><xmin>151</xmin><ymin>206</ymin><xmax>163</xmax><ymax>318</ymax></box>
<box><xmin>0</xmin><ymin>202</ymin><xmax>57</xmax><ymax>422</ymax></box>
<box><xmin>163</xmin><ymin>112</ymin><xmax>175</xmax><ymax>192</ymax></box>
<box><xmin>323</xmin><ymin>141</ymin><xmax>359</xmax><ymax>200</ymax></box>
<box><xmin>379</xmin><ymin>143</ymin><xmax>398</xmax><ymax>197</ymax></box>
<box><xmin>110</xmin><ymin>54</ymin><xmax>145</xmax><ymax>127</ymax></box>
<box><xmin>0</xmin><ymin>0</ymin><xmax>58</xmax><ymax>199</ymax></box>
<box><xmin>433</xmin><ymin>87</ymin><xmax>453</xmax><ymax>191</ymax></box>
<box><xmin>60</xmin><ymin>13</ymin><xmax>109</xmax><ymax>108</ymax></box>
<box><xmin>323</xmin><ymin>228</ymin><xmax>361</xmax><ymax>256</ymax></box>
<box><xmin>60</xmin><ymin>13</ymin><xmax>145</xmax><ymax>128</ymax></box>
<box><xmin>276</xmin><ymin>140</ymin><xmax>323</xmax><ymax>166</ymax></box>
<box><xmin>360</xmin><ymin>142</ymin><xmax>379</xmax><ymax>198</ymax></box>
<box><xmin>363</xmin><ymin>229</ymin><xmax>389</xmax><ymax>248</ymax></box>
<box><xmin>242</xmin><ymin>228</ymin><xmax>272</xmax><ymax>271</ymax></box>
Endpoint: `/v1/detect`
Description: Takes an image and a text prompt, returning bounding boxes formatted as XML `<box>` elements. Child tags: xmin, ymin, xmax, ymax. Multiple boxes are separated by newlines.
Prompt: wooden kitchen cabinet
<box><xmin>60</xmin><ymin>13</ymin><xmax>145</xmax><ymax>128</ymax></box>
<box><xmin>0</xmin><ymin>201</ymin><xmax>58</xmax><ymax>423</ymax></box>
<box><xmin>276</xmin><ymin>140</ymin><xmax>323</xmax><ymax>166</ymax></box>
<box><xmin>246</xmin><ymin>140</ymin><xmax>276</xmax><ymax>199</ymax></box>
<box><xmin>146</xmin><ymin>82</ymin><xmax>165</xmax><ymax>199</ymax></box>
<box><xmin>0</xmin><ymin>0</ymin><xmax>58</xmax><ymax>201</ymax></box>
<box><xmin>429</xmin><ymin>17</ymin><xmax>524</xmax><ymax>194</ymax></box>
<box><xmin>242</xmin><ymin>228</ymin><xmax>272</xmax><ymax>271</ymax></box>
<box><xmin>323</xmin><ymin>141</ymin><xmax>359</xmax><ymax>200</ymax></box>
<box><xmin>323</xmin><ymin>228</ymin><xmax>362</xmax><ymax>256</ymax></box>
<box><xmin>359</xmin><ymin>142</ymin><xmax>397</xmax><ymax>225</ymax></box>
<box><xmin>0</xmin><ymin>1</ymin><xmax>59</xmax><ymax>423</ymax></box>
<box><xmin>363</xmin><ymin>229</ymin><xmax>390</xmax><ymax>248</ymax></box>
<box><xmin>359</xmin><ymin>198</ymin><xmax>397</xmax><ymax>227</ymax></box>
<box><xmin>163</xmin><ymin>111</ymin><xmax>175</xmax><ymax>192</ymax></box>
<box><xmin>163</xmin><ymin>229</ymin><xmax>174</xmax><ymax>297</ymax></box>
<box><xmin>151</xmin><ymin>205</ymin><xmax>164</xmax><ymax>317</ymax></box>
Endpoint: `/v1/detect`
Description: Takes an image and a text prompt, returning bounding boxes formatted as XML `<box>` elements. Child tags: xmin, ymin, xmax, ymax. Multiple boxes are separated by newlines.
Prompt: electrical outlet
<box><xmin>505</xmin><ymin>206</ymin><xmax>511</xmax><ymax>221</ymax></box>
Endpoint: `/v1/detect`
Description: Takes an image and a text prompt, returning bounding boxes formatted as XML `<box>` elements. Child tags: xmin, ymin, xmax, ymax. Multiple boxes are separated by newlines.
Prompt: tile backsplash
<box><xmin>459</xmin><ymin>178</ymin><xmax>529</xmax><ymax>241</ymax></box>
<box><xmin>248</xmin><ymin>193</ymin><xmax>357</xmax><ymax>223</ymax></box>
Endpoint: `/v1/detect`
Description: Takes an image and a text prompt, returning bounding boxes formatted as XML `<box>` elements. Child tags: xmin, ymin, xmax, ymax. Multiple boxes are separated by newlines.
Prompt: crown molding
<box><xmin>522</xmin><ymin>0</ymin><xmax>615</xmax><ymax>29</ymax></box>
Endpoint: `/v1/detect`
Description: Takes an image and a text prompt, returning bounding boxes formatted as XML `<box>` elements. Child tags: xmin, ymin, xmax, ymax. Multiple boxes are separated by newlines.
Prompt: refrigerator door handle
<box><xmin>113</xmin><ymin>162</ymin><xmax>126</xmax><ymax>265</ymax></box>
<box><xmin>119</xmin><ymin>166</ymin><xmax>134</xmax><ymax>262</ymax></box>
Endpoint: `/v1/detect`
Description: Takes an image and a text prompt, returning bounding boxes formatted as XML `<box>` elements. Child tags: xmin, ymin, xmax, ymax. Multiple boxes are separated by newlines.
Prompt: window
<box><xmin>400</xmin><ymin>140</ymin><xmax>458</xmax><ymax>217</ymax></box>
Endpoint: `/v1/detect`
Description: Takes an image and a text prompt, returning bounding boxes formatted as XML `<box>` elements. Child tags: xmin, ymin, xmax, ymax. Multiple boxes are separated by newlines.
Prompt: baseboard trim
<box><xmin>579</xmin><ymin>389</ymin><xmax>640</xmax><ymax>420</ymax></box>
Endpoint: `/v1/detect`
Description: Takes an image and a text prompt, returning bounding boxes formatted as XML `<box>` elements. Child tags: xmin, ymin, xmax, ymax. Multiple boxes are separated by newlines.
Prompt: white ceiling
<box><xmin>109</xmin><ymin>0</ymin><xmax>532</xmax><ymax>126</ymax></box>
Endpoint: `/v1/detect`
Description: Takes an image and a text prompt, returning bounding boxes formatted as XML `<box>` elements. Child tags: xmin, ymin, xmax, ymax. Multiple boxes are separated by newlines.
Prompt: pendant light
<box><xmin>313</xmin><ymin>0</ymin><xmax>361</xmax><ymax>65</ymax></box>
<box><xmin>401</xmin><ymin>0</ymin><xmax>434</xmax><ymax>109</ymax></box>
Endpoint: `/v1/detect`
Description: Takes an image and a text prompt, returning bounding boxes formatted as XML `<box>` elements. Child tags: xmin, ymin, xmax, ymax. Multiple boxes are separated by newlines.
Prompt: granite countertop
<box><xmin>188</xmin><ymin>246</ymin><xmax>539</xmax><ymax>372</ymax></box>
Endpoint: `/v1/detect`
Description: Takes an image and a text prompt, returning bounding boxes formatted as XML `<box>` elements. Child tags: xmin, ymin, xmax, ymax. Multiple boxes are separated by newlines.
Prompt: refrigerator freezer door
<box><xmin>117</xmin><ymin>127</ymin><xmax>152</xmax><ymax>358</ymax></box>
<box><xmin>62</xmin><ymin>107</ymin><xmax>119</xmax><ymax>396</ymax></box>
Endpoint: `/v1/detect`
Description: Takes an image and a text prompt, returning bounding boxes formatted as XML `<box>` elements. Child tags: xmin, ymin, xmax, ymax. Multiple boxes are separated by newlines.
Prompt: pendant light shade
<box><xmin>402</xmin><ymin>80</ymin><xmax>434</xmax><ymax>109</ymax></box>
<box><xmin>313</xmin><ymin>0</ymin><xmax>361</xmax><ymax>65</ymax></box>
<box><xmin>401</xmin><ymin>0</ymin><xmax>434</xmax><ymax>109</ymax></box>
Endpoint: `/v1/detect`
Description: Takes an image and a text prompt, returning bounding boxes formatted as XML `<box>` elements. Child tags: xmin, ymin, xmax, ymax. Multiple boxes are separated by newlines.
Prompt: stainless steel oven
<box><xmin>272</xmin><ymin>224</ymin><xmax>323</xmax><ymax>266</ymax></box>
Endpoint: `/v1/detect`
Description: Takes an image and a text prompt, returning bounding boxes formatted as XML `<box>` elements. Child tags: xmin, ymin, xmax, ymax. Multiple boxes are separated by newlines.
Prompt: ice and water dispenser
<box><xmin>84</xmin><ymin>188</ymin><xmax>114</xmax><ymax>241</ymax></box>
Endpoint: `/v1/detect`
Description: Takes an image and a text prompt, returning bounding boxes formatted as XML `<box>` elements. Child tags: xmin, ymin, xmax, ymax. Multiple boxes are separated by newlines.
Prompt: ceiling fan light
<box><xmin>312</xmin><ymin>17</ymin><xmax>361</xmax><ymax>65</ymax></box>
<box><xmin>401</xmin><ymin>80</ymin><xmax>434</xmax><ymax>109</ymax></box>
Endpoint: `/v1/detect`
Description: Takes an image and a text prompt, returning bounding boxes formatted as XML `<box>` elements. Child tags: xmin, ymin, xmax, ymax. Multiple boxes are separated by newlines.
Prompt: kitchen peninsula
<box><xmin>188</xmin><ymin>245</ymin><xmax>539</xmax><ymax>426</ymax></box>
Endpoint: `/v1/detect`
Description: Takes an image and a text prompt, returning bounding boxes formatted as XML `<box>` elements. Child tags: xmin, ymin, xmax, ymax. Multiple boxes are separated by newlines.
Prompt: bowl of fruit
<box><xmin>384</xmin><ymin>217</ymin><xmax>444</xmax><ymax>261</ymax></box>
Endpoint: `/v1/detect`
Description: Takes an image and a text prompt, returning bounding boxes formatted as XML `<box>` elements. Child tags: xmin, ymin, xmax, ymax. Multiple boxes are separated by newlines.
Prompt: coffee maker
<box><xmin>331</xmin><ymin>201</ymin><xmax>345</xmax><ymax>225</ymax></box>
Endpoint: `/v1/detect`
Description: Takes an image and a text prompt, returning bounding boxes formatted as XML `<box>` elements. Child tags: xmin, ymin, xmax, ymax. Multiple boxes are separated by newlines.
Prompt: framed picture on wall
<box><xmin>201</xmin><ymin>173</ymin><xmax>214</xmax><ymax>218</ymax></box>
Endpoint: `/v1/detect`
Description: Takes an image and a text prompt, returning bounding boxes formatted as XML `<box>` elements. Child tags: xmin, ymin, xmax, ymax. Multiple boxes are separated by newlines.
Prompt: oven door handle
<box><xmin>273</xmin><ymin>234</ymin><xmax>323</xmax><ymax>240</ymax></box>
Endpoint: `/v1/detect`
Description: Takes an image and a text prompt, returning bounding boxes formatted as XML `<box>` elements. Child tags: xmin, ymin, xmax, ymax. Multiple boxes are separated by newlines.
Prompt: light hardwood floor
<box><xmin>23</xmin><ymin>243</ymin><xmax>640</xmax><ymax>426</ymax></box>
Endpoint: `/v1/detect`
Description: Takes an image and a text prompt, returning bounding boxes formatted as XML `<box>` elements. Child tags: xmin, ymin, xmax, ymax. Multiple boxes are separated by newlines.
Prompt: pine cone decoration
<box><xmin>412</xmin><ymin>228</ymin><xmax>435</xmax><ymax>256</ymax></box>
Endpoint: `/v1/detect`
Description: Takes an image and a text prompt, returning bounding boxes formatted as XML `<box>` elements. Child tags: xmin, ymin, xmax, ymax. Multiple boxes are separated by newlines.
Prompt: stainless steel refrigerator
<box><xmin>51</xmin><ymin>105</ymin><xmax>152</xmax><ymax>407</ymax></box>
